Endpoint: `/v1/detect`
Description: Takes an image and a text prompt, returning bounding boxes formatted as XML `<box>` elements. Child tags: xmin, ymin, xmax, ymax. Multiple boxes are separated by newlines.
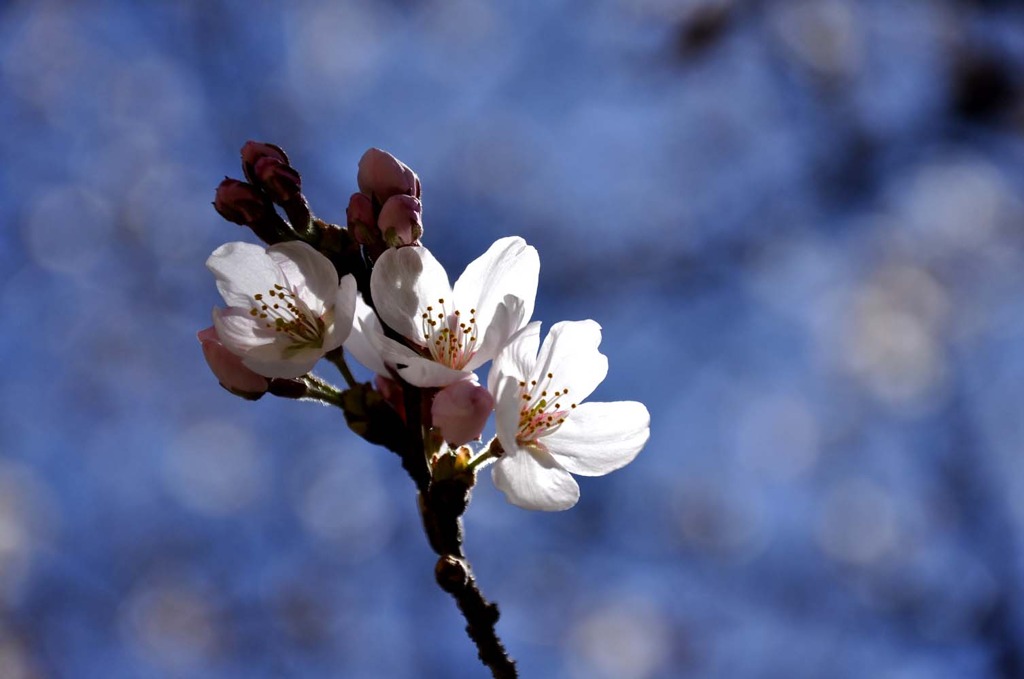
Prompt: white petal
<box><xmin>214</xmin><ymin>306</ymin><xmax>327</xmax><ymax>379</ymax></box>
<box><xmin>322</xmin><ymin>274</ymin><xmax>358</xmax><ymax>351</ymax></box>
<box><xmin>212</xmin><ymin>307</ymin><xmax>277</xmax><ymax>353</ymax></box>
<box><xmin>344</xmin><ymin>297</ymin><xmax>390</xmax><ymax>376</ymax></box>
<box><xmin>453</xmin><ymin>237</ymin><xmax>538</xmax><ymax>355</ymax></box>
<box><xmin>491</xmin><ymin>446</ymin><xmax>580</xmax><ymax>511</ymax></box>
<box><xmin>214</xmin><ymin>309</ymin><xmax>317</xmax><ymax>379</ymax></box>
<box><xmin>207</xmin><ymin>242</ymin><xmax>285</xmax><ymax>308</ymax></box>
<box><xmin>242</xmin><ymin>345</ymin><xmax>322</xmax><ymax>379</ymax></box>
<box><xmin>469</xmin><ymin>294</ymin><xmax>529</xmax><ymax>372</ymax></box>
<box><xmin>543</xmin><ymin>401</ymin><xmax>650</xmax><ymax>477</ymax></box>
<box><xmin>487</xmin><ymin>322</ymin><xmax>541</xmax><ymax>395</ymax></box>
<box><xmin>371</xmin><ymin>245</ymin><xmax>452</xmax><ymax>344</ymax></box>
<box><xmin>532</xmin><ymin>320</ymin><xmax>608</xmax><ymax>405</ymax></box>
<box><xmin>268</xmin><ymin>241</ymin><xmax>340</xmax><ymax>313</ymax></box>
<box><xmin>493</xmin><ymin>375</ymin><xmax>523</xmax><ymax>452</ymax></box>
<box><xmin>390</xmin><ymin>351</ymin><xmax>470</xmax><ymax>387</ymax></box>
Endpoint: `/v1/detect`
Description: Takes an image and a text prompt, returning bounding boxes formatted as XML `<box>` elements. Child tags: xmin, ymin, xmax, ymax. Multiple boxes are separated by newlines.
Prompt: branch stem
<box><xmin>301</xmin><ymin>374</ymin><xmax>345</xmax><ymax>408</ymax></box>
<box><xmin>435</xmin><ymin>555</ymin><xmax>518</xmax><ymax>678</ymax></box>
<box><xmin>465</xmin><ymin>437</ymin><xmax>503</xmax><ymax>473</ymax></box>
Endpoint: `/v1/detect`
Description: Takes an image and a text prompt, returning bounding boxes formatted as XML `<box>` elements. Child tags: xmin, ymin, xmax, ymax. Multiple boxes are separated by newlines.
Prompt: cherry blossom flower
<box><xmin>343</xmin><ymin>296</ymin><xmax>391</xmax><ymax>377</ymax></box>
<box><xmin>487</xmin><ymin>320</ymin><xmax>650</xmax><ymax>511</ymax></box>
<box><xmin>207</xmin><ymin>241</ymin><xmax>357</xmax><ymax>379</ymax></box>
<box><xmin>363</xmin><ymin>237</ymin><xmax>538</xmax><ymax>387</ymax></box>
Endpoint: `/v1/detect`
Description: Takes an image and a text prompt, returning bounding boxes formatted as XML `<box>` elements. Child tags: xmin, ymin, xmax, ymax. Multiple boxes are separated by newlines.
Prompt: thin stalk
<box><xmin>301</xmin><ymin>374</ymin><xmax>345</xmax><ymax>408</ymax></box>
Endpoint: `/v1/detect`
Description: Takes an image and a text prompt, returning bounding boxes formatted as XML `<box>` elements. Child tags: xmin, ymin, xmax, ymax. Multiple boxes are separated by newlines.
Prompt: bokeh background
<box><xmin>4</xmin><ymin>0</ymin><xmax>1024</xmax><ymax>677</ymax></box>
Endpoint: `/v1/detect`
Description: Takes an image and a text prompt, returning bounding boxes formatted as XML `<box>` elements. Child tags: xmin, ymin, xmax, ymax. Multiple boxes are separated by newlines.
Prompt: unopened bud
<box><xmin>432</xmin><ymin>380</ymin><xmax>494</xmax><ymax>446</ymax></box>
<box><xmin>347</xmin><ymin>192</ymin><xmax>377</xmax><ymax>246</ymax></box>
<box><xmin>214</xmin><ymin>179</ymin><xmax>268</xmax><ymax>225</ymax></box>
<box><xmin>357</xmin><ymin>148</ymin><xmax>420</xmax><ymax>202</ymax></box>
<box><xmin>241</xmin><ymin>140</ymin><xmax>290</xmax><ymax>185</ymax></box>
<box><xmin>378</xmin><ymin>195</ymin><xmax>423</xmax><ymax>247</ymax></box>
<box><xmin>213</xmin><ymin>178</ymin><xmax>293</xmax><ymax>244</ymax></box>
<box><xmin>254</xmin><ymin>157</ymin><xmax>302</xmax><ymax>204</ymax></box>
<box><xmin>198</xmin><ymin>326</ymin><xmax>269</xmax><ymax>399</ymax></box>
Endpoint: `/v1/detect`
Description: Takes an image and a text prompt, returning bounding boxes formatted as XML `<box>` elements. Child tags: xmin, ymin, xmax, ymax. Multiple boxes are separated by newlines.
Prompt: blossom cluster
<box><xmin>201</xmin><ymin>144</ymin><xmax>650</xmax><ymax>511</ymax></box>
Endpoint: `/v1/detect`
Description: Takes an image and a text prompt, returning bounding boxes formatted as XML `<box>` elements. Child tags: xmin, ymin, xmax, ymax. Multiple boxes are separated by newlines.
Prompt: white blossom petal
<box><xmin>207</xmin><ymin>242</ymin><xmax>286</xmax><ymax>308</ymax></box>
<box><xmin>492</xmin><ymin>446</ymin><xmax>580</xmax><ymax>511</ymax></box>
<box><xmin>322</xmin><ymin>274</ymin><xmax>358</xmax><ymax>352</ymax></box>
<box><xmin>453</xmin><ymin>237</ymin><xmax>538</xmax><ymax>356</ymax></box>
<box><xmin>493</xmin><ymin>375</ymin><xmax>523</xmax><ymax>453</ymax></box>
<box><xmin>371</xmin><ymin>245</ymin><xmax>451</xmax><ymax>344</ymax></box>
<box><xmin>470</xmin><ymin>294</ymin><xmax>529</xmax><ymax>372</ymax></box>
<box><xmin>488</xmin><ymin>322</ymin><xmax>541</xmax><ymax>395</ymax></box>
<box><xmin>388</xmin><ymin>349</ymin><xmax>472</xmax><ymax>387</ymax></box>
<box><xmin>212</xmin><ymin>306</ymin><xmax>276</xmax><ymax>350</ymax></box>
<box><xmin>268</xmin><ymin>241</ymin><xmax>341</xmax><ymax>314</ymax></box>
<box><xmin>241</xmin><ymin>345</ymin><xmax>323</xmax><ymax>379</ymax></box>
<box><xmin>543</xmin><ymin>401</ymin><xmax>650</xmax><ymax>476</ymax></box>
<box><xmin>215</xmin><ymin>307</ymin><xmax>319</xmax><ymax>379</ymax></box>
<box><xmin>344</xmin><ymin>297</ymin><xmax>391</xmax><ymax>376</ymax></box>
<box><xmin>532</xmin><ymin>320</ymin><xmax>608</xmax><ymax>405</ymax></box>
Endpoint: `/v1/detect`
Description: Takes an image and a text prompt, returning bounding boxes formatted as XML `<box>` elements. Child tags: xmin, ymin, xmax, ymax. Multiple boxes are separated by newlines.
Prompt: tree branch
<box><xmin>435</xmin><ymin>555</ymin><xmax>517</xmax><ymax>678</ymax></box>
<box><xmin>422</xmin><ymin>475</ymin><xmax>518</xmax><ymax>678</ymax></box>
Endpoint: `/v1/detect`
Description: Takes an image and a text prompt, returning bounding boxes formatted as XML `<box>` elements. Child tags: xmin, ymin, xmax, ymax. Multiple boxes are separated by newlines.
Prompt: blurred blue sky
<box><xmin>4</xmin><ymin>0</ymin><xmax>1024</xmax><ymax>677</ymax></box>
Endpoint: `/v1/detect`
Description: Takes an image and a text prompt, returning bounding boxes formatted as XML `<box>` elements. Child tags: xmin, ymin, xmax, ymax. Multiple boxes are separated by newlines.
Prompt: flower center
<box><xmin>249</xmin><ymin>284</ymin><xmax>325</xmax><ymax>348</ymax></box>
<box><xmin>420</xmin><ymin>298</ymin><xmax>479</xmax><ymax>370</ymax></box>
<box><xmin>516</xmin><ymin>372</ymin><xmax>576</xmax><ymax>444</ymax></box>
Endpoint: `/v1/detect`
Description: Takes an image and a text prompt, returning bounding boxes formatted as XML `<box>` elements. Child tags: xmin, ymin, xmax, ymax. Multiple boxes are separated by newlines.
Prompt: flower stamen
<box><xmin>249</xmin><ymin>285</ymin><xmax>325</xmax><ymax>347</ymax></box>
<box><xmin>516</xmin><ymin>371</ymin><xmax>576</xmax><ymax>444</ymax></box>
<box><xmin>420</xmin><ymin>299</ymin><xmax>479</xmax><ymax>369</ymax></box>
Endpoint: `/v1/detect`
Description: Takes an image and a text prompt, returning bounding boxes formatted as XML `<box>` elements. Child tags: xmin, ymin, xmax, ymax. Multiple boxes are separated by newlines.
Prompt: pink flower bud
<box><xmin>254</xmin><ymin>156</ymin><xmax>302</xmax><ymax>203</ymax></box>
<box><xmin>214</xmin><ymin>179</ymin><xmax>269</xmax><ymax>225</ymax></box>
<box><xmin>378</xmin><ymin>195</ymin><xmax>423</xmax><ymax>246</ymax></box>
<box><xmin>357</xmin><ymin>148</ymin><xmax>420</xmax><ymax>202</ymax></box>
<box><xmin>198</xmin><ymin>326</ymin><xmax>269</xmax><ymax>399</ymax></box>
<box><xmin>432</xmin><ymin>380</ymin><xmax>494</xmax><ymax>446</ymax></box>
<box><xmin>347</xmin><ymin>192</ymin><xmax>374</xmax><ymax>226</ymax></box>
<box><xmin>241</xmin><ymin>141</ymin><xmax>290</xmax><ymax>185</ymax></box>
<box><xmin>347</xmin><ymin>192</ymin><xmax>377</xmax><ymax>245</ymax></box>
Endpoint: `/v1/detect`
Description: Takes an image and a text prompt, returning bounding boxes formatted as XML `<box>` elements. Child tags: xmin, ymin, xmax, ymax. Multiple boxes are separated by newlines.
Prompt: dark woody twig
<box><xmin>422</xmin><ymin>471</ymin><xmax>517</xmax><ymax>678</ymax></box>
<box><xmin>400</xmin><ymin>384</ymin><xmax>516</xmax><ymax>677</ymax></box>
<box><xmin>436</xmin><ymin>555</ymin><xmax>517</xmax><ymax>679</ymax></box>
